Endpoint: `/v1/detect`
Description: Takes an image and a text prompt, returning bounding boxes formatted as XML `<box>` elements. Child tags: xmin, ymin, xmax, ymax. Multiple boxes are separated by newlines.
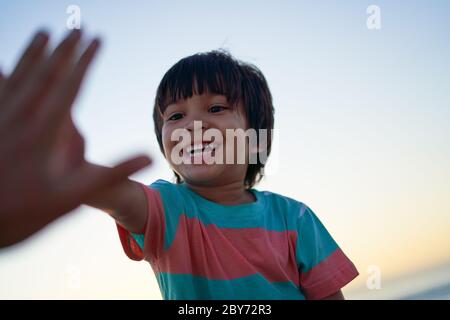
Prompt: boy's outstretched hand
<box><xmin>0</xmin><ymin>30</ymin><xmax>151</xmax><ymax>248</ymax></box>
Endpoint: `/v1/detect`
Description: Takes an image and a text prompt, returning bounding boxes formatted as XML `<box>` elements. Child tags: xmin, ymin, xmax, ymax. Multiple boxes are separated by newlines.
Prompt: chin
<box><xmin>176</xmin><ymin>163</ymin><xmax>227</xmax><ymax>186</ymax></box>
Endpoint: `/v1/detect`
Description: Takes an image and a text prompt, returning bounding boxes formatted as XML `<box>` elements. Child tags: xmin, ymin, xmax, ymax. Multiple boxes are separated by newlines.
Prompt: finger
<box><xmin>38</xmin><ymin>29</ymin><xmax>82</xmax><ymax>88</ymax></box>
<box><xmin>43</xmin><ymin>38</ymin><xmax>101</xmax><ymax>130</ymax></box>
<box><xmin>63</xmin><ymin>155</ymin><xmax>152</xmax><ymax>202</ymax></box>
<box><xmin>0</xmin><ymin>31</ymin><xmax>49</xmax><ymax>102</ymax></box>
<box><xmin>7</xmin><ymin>29</ymin><xmax>83</xmax><ymax>118</ymax></box>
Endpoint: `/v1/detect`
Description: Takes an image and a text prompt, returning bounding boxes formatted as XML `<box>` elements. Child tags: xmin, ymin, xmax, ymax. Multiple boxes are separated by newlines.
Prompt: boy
<box><xmin>88</xmin><ymin>50</ymin><xmax>359</xmax><ymax>300</ymax></box>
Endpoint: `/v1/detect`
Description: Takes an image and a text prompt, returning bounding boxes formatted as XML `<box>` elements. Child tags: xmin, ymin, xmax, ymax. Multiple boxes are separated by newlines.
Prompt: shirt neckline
<box><xmin>178</xmin><ymin>183</ymin><xmax>266</xmax><ymax>220</ymax></box>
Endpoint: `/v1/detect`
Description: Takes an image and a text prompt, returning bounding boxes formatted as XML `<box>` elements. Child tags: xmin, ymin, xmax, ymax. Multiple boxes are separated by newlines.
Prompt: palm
<box><xmin>48</xmin><ymin>114</ymin><xmax>86</xmax><ymax>182</ymax></box>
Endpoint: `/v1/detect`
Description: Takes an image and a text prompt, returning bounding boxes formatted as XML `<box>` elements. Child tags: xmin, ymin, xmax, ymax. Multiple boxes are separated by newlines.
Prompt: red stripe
<box><xmin>117</xmin><ymin>223</ymin><xmax>143</xmax><ymax>261</ymax></box>
<box><xmin>299</xmin><ymin>248</ymin><xmax>359</xmax><ymax>299</ymax></box>
<box><xmin>141</xmin><ymin>186</ymin><xmax>166</xmax><ymax>262</ymax></box>
<box><xmin>155</xmin><ymin>214</ymin><xmax>300</xmax><ymax>284</ymax></box>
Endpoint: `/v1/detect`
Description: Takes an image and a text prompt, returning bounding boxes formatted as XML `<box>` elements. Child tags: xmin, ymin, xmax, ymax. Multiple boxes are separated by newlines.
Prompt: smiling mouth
<box><xmin>180</xmin><ymin>141</ymin><xmax>217</xmax><ymax>159</ymax></box>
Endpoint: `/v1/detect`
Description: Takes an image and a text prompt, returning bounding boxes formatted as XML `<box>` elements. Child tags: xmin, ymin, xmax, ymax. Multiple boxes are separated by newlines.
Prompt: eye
<box><xmin>209</xmin><ymin>105</ymin><xmax>227</xmax><ymax>113</ymax></box>
<box><xmin>167</xmin><ymin>113</ymin><xmax>184</xmax><ymax>121</ymax></box>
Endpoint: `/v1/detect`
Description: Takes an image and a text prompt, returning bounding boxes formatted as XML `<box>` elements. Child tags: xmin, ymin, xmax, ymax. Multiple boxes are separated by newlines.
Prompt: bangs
<box><xmin>156</xmin><ymin>51</ymin><xmax>243</xmax><ymax>115</ymax></box>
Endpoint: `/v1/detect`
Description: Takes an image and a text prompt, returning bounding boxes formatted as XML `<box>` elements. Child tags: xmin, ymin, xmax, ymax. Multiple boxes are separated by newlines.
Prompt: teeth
<box><xmin>185</xmin><ymin>142</ymin><xmax>215</xmax><ymax>155</ymax></box>
<box><xmin>204</xmin><ymin>143</ymin><xmax>215</xmax><ymax>151</ymax></box>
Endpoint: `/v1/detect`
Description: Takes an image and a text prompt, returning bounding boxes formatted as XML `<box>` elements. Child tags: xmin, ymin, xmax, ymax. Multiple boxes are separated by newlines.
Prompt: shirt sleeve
<box><xmin>296</xmin><ymin>203</ymin><xmax>359</xmax><ymax>299</ymax></box>
<box><xmin>116</xmin><ymin>183</ymin><xmax>166</xmax><ymax>263</ymax></box>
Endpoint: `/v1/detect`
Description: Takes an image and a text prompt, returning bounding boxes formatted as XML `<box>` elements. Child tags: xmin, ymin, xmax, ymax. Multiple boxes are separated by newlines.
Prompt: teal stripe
<box><xmin>296</xmin><ymin>205</ymin><xmax>338</xmax><ymax>272</ymax></box>
<box><xmin>131</xmin><ymin>232</ymin><xmax>145</xmax><ymax>250</ymax></box>
<box><xmin>155</xmin><ymin>272</ymin><xmax>306</xmax><ymax>300</ymax></box>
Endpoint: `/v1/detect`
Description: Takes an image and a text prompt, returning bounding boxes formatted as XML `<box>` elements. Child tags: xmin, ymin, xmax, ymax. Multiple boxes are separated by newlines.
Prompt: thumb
<box><xmin>61</xmin><ymin>155</ymin><xmax>152</xmax><ymax>205</ymax></box>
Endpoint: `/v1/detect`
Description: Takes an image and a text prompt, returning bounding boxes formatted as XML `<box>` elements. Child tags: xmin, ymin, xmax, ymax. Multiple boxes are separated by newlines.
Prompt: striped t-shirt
<box><xmin>116</xmin><ymin>179</ymin><xmax>359</xmax><ymax>300</ymax></box>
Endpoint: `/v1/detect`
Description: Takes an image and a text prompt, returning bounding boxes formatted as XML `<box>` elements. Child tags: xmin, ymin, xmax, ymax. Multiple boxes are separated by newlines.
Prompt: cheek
<box><xmin>161</xmin><ymin>126</ymin><xmax>173</xmax><ymax>156</ymax></box>
<box><xmin>215</xmin><ymin>117</ymin><xmax>248</xmax><ymax>138</ymax></box>
<box><xmin>231</xmin><ymin>114</ymin><xmax>250</xmax><ymax>132</ymax></box>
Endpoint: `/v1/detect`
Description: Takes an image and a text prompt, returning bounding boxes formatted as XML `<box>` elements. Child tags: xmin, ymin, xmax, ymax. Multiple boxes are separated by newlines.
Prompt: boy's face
<box><xmin>161</xmin><ymin>93</ymin><xmax>250</xmax><ymax>187</ymax></box>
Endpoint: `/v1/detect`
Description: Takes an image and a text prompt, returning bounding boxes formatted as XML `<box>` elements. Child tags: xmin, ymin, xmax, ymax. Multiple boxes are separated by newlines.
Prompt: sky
<box><xmin>0</xmin><ymin>0</ymin><xmax>449</xmax><ymax>299</ymax></box>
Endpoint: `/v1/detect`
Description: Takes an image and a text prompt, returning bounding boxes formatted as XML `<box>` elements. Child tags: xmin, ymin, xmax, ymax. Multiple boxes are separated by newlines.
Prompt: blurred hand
<box><xmin>0</xmin><ymin>29</ymin><xmax>151</xmax><ymax>248</ymax></box>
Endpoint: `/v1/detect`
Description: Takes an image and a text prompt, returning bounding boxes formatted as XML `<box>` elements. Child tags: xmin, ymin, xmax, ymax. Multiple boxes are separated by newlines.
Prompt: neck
<box><xmin>184</xmin><ymin>179</ymin><xmax>256</xmax><ymax>205</ymax></box>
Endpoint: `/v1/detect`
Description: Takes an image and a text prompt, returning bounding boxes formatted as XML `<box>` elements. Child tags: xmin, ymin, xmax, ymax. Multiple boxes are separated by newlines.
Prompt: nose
<box><xmin>184</xmin><ymin>114</ymin><xmax>211</xmax><ymax>145</ymax></box>
<box><xmin>184</xmin><ymin>113</ymin><xmax>210</xmax><ymax>133</ymax></box>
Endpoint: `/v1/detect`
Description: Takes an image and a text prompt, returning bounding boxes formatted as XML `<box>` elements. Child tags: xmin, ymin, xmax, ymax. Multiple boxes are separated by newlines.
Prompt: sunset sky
<box><xmin>1</xmin><ymin>0</ymin><xmax>449</xmax><ymax>299</ymax></box>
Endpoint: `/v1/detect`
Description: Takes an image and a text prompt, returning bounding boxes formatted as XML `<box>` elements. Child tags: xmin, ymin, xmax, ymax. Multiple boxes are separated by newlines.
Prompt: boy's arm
<box><xmin>84</xmin><ymin>163</ymin><xmax>148</xmax><ymax>234</ymax></box>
